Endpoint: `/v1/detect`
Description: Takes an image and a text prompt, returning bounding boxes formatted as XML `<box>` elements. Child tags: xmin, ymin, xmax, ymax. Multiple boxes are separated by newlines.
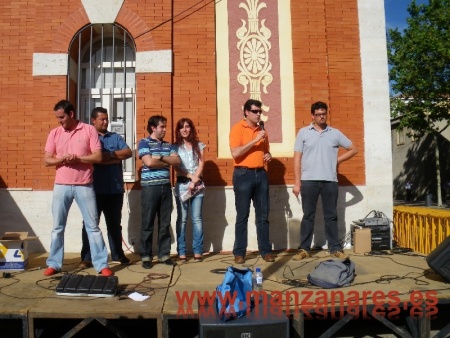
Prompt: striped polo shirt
<box><xmin>138</xmin><ymin>137</ymin><xmax>177</xmax><ymax>186</ymax></box>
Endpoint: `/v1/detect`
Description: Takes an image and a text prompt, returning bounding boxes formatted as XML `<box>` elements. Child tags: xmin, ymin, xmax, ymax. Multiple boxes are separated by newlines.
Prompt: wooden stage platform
<box><xmin>1</xmin><ymin>250</ymin><xmax>450</xmax><ymax>338</ymax></box>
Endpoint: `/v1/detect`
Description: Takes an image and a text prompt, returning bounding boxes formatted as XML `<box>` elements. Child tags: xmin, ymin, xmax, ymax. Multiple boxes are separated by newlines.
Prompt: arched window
<box><xmin>68</xmin><ymin>24</ymin><xmax>136</xmax><ymax>180</ymax></box>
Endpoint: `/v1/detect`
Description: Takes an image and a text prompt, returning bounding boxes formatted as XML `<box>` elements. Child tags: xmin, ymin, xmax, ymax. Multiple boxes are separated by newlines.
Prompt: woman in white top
<box><xmin>174</xmin><ymin>118</ymin><xmax>206</xmax><ymax>263</ymax></box>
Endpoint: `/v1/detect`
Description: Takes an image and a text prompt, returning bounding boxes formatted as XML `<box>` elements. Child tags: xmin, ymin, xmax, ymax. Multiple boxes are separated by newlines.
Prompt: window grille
<box><xmin>68</xmin><ymin>24</ymin><xmax>136</xmax><ymax>181</ymax></box>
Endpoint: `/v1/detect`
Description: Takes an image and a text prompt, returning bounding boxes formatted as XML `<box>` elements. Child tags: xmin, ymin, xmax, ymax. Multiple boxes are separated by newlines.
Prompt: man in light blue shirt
<box><xmin>292</xmin><ymin>101</ymin><xmax>358</xmax><ymax>261</ymax></box>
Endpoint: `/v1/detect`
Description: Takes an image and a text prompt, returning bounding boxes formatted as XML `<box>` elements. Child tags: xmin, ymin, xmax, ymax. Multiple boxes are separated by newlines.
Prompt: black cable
<box><xmin>339</xmin><ymin>230</ymin><xmax>352</xmax><ymax>248</ymax></box>
<box><xmin>362</xmin><ymin>210</ymin><xmax>378</xmax><ymax>219</ymax></box>
<box><xmin>118</xmin><ymin>271</ymin><xmax>171</xmax><ymax>297</ymax></box>
<box><xmin>135</xmin><ymin>0</ymin><xmax>220</xmax><ymax>39</ymax></box>
<box><xmin>0</xmin><ymin>275</ymin><xmax>21</xmax><ymax>297</ymax></box>
<box><xmin>168</xmin><ymin>264</ymin><xmax>182</xmax><ymax>287</ymax></box>
<box><xmin>361</xmin><ymin>210</ymin><xmax>389</xmax><ymax>220</ymax></box>
<box><xmin>263</xmin><ymin>250</ymin><xmax>438</xmax><ymax>294</ymax></box>
<box><xmin>391</xmin><ymin>247</ymin><xmax>414</xmax><ymax>254</ymax></box>
<box><xmin>365</xmin><ymin>250</ymin><xmax>393</xmax><ymax>256</ymax></box>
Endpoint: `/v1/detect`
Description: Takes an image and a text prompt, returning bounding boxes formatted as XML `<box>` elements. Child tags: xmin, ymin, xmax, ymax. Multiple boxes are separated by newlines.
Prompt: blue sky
<box><xmin>384</xmin><ymin>0</ymin><xmax>429</xmax><ymax>31</ymax></box>
<box><xmin>384</xmin><ymin>0</ymin><xmax>429</xmax><ymax>94</ymax></box>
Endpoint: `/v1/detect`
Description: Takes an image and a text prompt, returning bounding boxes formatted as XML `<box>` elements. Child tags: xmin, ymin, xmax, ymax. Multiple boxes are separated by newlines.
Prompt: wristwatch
<box><xmin>109</xmin><ymin>151</ymin><xmax>116</xmax><ymax>159</ymax></box>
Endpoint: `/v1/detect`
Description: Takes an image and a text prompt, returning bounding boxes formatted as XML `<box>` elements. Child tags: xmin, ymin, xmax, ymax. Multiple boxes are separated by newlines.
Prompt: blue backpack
<box><xmin>215</xmin><ymin>266</ymin><xmax>254</xmax><ymax>321</ymax></box>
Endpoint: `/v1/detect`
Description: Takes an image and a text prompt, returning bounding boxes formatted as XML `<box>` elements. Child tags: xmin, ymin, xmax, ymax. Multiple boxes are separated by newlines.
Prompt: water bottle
<box><xmin>254</xmin><ymin>267</ymin><xmax>263</xmax><ymax>292</ymax></box>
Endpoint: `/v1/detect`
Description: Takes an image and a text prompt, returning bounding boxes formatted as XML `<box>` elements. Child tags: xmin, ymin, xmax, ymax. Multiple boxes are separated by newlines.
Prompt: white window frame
<box><xmin>69</xmin><ymin>24</ymin><xmax>136</xmax><ymax>181</ymax></box>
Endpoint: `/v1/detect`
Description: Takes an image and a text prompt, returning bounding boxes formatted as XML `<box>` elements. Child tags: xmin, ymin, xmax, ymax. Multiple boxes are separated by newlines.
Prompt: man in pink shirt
<box><xmin>43</xmin><ymin>100</ymin><xmax>113</xmax><ymax>277</ymax></box>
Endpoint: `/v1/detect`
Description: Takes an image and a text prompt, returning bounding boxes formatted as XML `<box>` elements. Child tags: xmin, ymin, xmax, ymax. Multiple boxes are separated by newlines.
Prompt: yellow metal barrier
<box><xmin>393</xmin><ymin>206</ymin><xmax>450</xmax><ymax>255</ymax></box>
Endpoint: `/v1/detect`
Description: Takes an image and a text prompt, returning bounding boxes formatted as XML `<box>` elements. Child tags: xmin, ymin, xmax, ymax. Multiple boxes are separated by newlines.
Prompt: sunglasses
<box><xmin>249</xmin><ymin>109</ymin><xmax>262</xmax><ymax>114</ymax></box>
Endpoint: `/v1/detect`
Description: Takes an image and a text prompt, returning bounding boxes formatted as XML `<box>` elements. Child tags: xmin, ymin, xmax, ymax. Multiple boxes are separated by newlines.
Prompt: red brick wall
<box><xmin>0</xmin><ymin>0</ymin><xmax>364</xmax><ymax>190</ymax></box>
<box><xmin>290</xmin><ymin>0</ymin><xmax>364</xmax><ymax>185</ymax></box>
<box><xmin>1</xmin><ymin>0</ymin><xmax>37</xmax><ymax>189</ymax></box>
<box><xmin>171</xmin><ymin>0</ymin><xmax>221</xmax><ymax>184</ymax></box>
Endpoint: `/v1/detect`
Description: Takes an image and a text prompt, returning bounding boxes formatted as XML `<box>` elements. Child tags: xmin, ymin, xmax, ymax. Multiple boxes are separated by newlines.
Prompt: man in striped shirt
<box><xmin>138</xmin><ymin>115</ymin><xmax>180</xmax><ymax>269</ymax></box>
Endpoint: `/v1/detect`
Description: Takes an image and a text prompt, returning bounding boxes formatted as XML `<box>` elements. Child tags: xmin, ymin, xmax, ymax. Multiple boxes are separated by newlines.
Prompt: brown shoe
<box><xmin>234</xmin><ymin>256</ymin><xmax>245</xmax><ymax>264</ymax></box>
<box><xmin>263</xmin><ymin>253</ymin><xmax>275</xmax><ymax>262</ymax></box>
<box><xmin>292</xmin><ymin>249</ymin><xmax>310</xmax><ymax>261</ymax></box>
<box><xmin>78</xmin><ymin>261</ymin><xmax>93</xmax><ymax>269</ymax></box>
<box><xmin>330</xmin><ymin>251</ymin><xmax>348</xmax><ymax>259</ymax></box>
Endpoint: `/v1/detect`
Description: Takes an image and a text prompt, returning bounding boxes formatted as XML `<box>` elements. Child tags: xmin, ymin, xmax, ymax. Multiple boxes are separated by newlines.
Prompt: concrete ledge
<box><xmin>32</xmin><ymin>53</ymin><xmax>67</xmax><ymax>76</ymax></box>
<box><xmin>136</xmin><ymin>50</ymin><xmax>172</xmax><ymax>73</ymax></box>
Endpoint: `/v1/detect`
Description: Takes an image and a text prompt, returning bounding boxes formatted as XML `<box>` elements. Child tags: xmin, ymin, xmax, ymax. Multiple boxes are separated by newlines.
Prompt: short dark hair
<box><xmin>311</xmin><ymin>101</ymin><xmax>328</xmax><ymax>114</ymax></box>
<box><xmin>243</xmin><ymin>99</ymin><xmax>262</xmax><ymax>113</ymax></box>
<box><xmin>54</xmin><ymin>100</ymin><xmax>75</xmax><ymax>115</ymax></box>
<box><xmin>91</xmin><ymin>107</ymin><xmax>108</xmax><ymax>119</ymax></box>
<box><xmin>147</xmin><ymin>115</ymin><xmax>167</xmax><ymax>133</ymax></box>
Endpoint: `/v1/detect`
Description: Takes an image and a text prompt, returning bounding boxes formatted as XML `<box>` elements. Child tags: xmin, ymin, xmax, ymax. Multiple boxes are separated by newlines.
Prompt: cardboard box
<box><xmin>0</xmin><ymin>232</ymin><xmax>39</xmax><ymax>271</ymax></box>
<box><xmin>353</xmin><ymin>228</ymin><xmax>371</xmax><ymax>254</ymax></box>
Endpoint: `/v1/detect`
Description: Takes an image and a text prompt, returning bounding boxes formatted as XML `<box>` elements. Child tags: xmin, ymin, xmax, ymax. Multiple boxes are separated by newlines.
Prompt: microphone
<box><xmin>259</xmin><ymin>121</ymin><xmax>265</xmax><ymax>142</ymax></box>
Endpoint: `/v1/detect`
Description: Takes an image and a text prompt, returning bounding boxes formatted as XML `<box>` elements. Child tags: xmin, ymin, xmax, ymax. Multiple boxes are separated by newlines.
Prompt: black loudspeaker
<box><xmin>198</xmin><ymin>298</ymin><xmax>289</xmax><ymax>338</ymax></box>
<box><xmin>426</xmin><ymin>236</ymin><xmax>450</xmax><ymax>282</ymax></box>
<box><xmin>55</xmin><ymin>274</ymin><xmax>118</xmax><ymax>297</ymax></box>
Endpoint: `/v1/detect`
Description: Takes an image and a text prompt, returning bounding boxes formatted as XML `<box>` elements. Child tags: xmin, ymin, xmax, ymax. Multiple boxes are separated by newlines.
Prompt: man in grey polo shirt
<box><xmin>292</xmin><ymin>101</ymin><xmax>358</xmax><ymax>260</ymax></box>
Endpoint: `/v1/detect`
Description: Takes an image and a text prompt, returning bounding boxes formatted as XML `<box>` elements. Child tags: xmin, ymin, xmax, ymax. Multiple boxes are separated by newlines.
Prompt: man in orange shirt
<box><xmin>229</xmin><ymin>99</ymin><xmax>274</xmax><ymax>264</ymax></box>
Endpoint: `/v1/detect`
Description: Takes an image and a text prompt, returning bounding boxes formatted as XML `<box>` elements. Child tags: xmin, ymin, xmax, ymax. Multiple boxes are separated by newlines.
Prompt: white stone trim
<box><xmin>32</xmin><ymin>53</ymin><xmax>68</xmax><ymax>76</ymax></box>
<box><xmin>136</xmin><ymin>50</ymin><xmax>172</xmax><ymax>73</ymax></box>
<box><xmin>81</xmin><ymin>0</ymin><xmax>124</xmax><ymax>24</ymax></box>
<box><xmin>358</xmin><ymin>0</ymin><xmax>394</xmax><ymax>217</ymax></box>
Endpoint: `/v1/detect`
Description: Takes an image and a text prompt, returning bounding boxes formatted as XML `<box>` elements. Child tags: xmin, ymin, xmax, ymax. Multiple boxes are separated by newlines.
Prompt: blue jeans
<box><xmin>81</xmin><ymin>194</ymin><xmax>125</xmax><ymax>261</ymax></box>
<box><xmin>300</xmin><ymin>180</ymin><xmax>341</xmax><ymax>253</ymax></box>
<box><xmin>140</xmin><ymin>184</ymin><xmax>172</xmax><ymax>261</ymax></box>
<box><xmin>46</xmin><ymin>184</ymin><xmax>109</xmax><ymax>272</ymax></box>
<box><xmin>175</xmin><ymin>183</ymin><xmax>204</xmax><ymax>256</ymax></box>
<box><xmin>232</xmin><ymin>168</ymin><xmax>271</xmax><ymax>258</ymax></box>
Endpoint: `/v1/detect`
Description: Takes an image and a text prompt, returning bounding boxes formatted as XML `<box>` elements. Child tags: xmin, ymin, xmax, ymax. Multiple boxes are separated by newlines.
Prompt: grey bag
<box><xmin>307</xmin><ymin>258</ymin><xmax>355</xmax><ymax>288</ymax></box>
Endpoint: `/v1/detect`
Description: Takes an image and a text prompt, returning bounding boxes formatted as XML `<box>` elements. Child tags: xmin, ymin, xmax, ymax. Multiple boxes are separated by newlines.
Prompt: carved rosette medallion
<box><xmin>237</xmin><ymin>0</ymin><xmax>273</xmax><ymax>119</ymax></box>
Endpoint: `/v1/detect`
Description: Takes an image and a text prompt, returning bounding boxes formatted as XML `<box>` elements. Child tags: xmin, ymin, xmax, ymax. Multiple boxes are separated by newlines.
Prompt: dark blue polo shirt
<box><xmin>93</xmin><ymin>132</ymin><xmax>129</xmax><ymax>194</ymax></box>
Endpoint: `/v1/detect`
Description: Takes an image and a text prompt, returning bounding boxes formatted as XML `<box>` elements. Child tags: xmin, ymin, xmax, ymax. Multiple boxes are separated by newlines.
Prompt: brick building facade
<box><xmin>0</xmin><ymin>0</ymin><xmax>392</xmax><ymax>254</ymax></box>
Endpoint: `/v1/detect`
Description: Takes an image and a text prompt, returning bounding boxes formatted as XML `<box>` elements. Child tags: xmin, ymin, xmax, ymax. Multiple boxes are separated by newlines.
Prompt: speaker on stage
<box><xmin>198</xmin><ymin>298</ymin><xmax>289</xmax><ymax>338</ymax></box>
<box><xmin>426</xmin><ymin>236</ymin><xmax>450</xmax><ymax>282</ymax></box>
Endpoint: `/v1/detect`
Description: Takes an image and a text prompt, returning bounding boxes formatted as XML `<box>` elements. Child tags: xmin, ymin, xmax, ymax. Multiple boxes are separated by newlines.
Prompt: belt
<box><xmin>177</xmin><ymin>176</ymin><xmax>191</xmax><ymax>183</ymax></box>
<box><xmin>234</xmin><ymin>166</ymin><xmax>265</xmax><ymax>171</ymax></box>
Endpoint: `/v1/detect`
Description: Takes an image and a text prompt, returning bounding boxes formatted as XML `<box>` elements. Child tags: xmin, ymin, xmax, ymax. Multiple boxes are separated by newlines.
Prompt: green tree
<box><xmin>387</xmin><ymin>0</ymin><xmax>450</xmax><ymax>206</ymax></box>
